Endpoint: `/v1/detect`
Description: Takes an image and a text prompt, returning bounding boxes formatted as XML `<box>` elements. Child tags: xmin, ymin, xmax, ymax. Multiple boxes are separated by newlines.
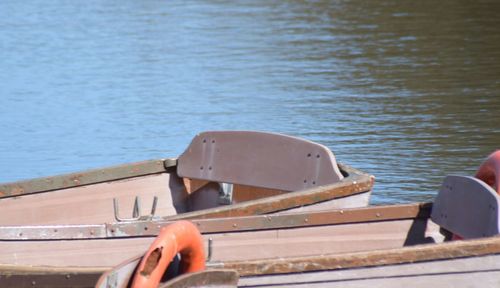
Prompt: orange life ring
<box><xmin>131</xmin><ymin>220</ymin><xmax>205</xmax><ymax>288</ymax></box>
<box><xmin>475</xmin><ymin>150</ymin><xmax>500</xmax><ymax>195</ymax></box>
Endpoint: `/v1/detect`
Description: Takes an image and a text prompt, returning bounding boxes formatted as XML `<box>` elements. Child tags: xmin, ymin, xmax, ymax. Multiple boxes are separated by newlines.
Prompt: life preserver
<box><xmin>131</xmin><ymin>220</ymin><xmax>205</xmax><ymax>288</ymax></box>
<box><xmin>475</xmin><ymin>150</ymin><xmax>500</xmax><ymax>195</ymax></box>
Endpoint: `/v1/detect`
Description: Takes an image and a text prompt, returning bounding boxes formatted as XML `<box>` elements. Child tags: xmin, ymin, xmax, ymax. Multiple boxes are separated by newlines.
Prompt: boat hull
<box><xmin>237</xmin><ymin>253</ymin><xmax>500</xmax><ymax>288</ymax></box>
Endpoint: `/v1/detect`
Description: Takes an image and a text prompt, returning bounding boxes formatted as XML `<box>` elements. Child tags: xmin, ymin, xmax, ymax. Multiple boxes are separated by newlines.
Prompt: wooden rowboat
<box><xmin>3</xmin><ymin>150</ymin><xmax>497</xmax><ymax>287</ymax></box>
<box><xmin>0</xmin><ymin>131</ymin><xmax>373</xmax><ymax>226</ymax></box>
<box><xmin>2</xmin><ymin>168</ymin><xmax>498</xmax><ymax>287</ymax></box>
<box><xmin>93</xmin><ymin>153</ymin><xmax>500</xmax><ymax>288</ymax></box>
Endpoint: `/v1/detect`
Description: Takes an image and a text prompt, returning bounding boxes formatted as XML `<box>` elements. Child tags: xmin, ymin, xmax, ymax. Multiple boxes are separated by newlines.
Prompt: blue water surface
<box><xmin>2</xmin><ymin>0</ymin><xmax>500</xmax><ymax>204</ymax></box>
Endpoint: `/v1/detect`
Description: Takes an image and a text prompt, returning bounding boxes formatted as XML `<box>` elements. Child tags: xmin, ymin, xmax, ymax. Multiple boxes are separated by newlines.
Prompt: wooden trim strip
<box><xmin>191</xmin><ymin>202</ymin><xmax>430</xmax><ymax>234</ymax></box>
<box><xmin>0</xmin><ymin>265</ymin><xmax>107</xmax><ymax>274</ymax></box>
<box><xmin>0</xmin><ymin>159</ymin><xmax>175</xmax><ymax>198</ymax></box>
<box><xmin>0</xmin><ymin>202</ymin><xmax>430</xmax><ymax>240</ymax></box>
<box><xmin>214</xmin><ymin>236</ymin><xmax>500</xmax><ymax>276</ymax></box>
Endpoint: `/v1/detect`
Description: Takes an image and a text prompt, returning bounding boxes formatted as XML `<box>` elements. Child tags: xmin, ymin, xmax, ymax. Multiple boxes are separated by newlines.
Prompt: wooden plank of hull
<box><xmin>0</xmin><ymin>211</ymin><xmax>438</xmax><ymax>267</ymax></box>
<box><xmin>0</xmin><ymin>173</ymin><xmax>187</xmax><ymax>225</ymax></box>
<box><xmin>237</xmin><ymin>253</ymin><xmax>500</xmax><ymax>287</ymax></box>
<box><xmin>217</xmin><ymin>236</ymin><xmax>500</xmax><ymax>276</ymax></box>
<box><xmin>0</xmin><ymin>238</ymin><xmax>151</xmax><ymax>267</ymax></box>
<box><xmin>0</xmin><ymin>202</ymin><xmax>428</xmax><ymax>240</ymax></box>
<box><xmin>0</xmin><ymin>203</ymin><xmax>429</xmax><ymax>268</ymax></box>
<box><xmin>206</xmin><ymin>219</ymin><xmax>439</xmax><ymax>262</ymax></box>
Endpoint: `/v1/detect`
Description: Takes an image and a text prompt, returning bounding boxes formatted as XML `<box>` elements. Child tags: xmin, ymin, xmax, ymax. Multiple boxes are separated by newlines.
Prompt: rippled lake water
<box><xmin>1</xmin><ymin>0</ymin><xmax>500</xmax><ymax>204</ymax></box>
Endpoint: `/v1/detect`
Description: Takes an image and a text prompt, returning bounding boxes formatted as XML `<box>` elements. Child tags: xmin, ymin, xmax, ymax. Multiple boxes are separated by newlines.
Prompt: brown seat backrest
<box><xmin>431</xmin><ymin>175</ymin><xmax>500</xmax><ymax>239</ymax></box>
<box><xmin>177</xmin><ymin>131</ymin><xmax>344</xmax><ymax>192</ymax></box>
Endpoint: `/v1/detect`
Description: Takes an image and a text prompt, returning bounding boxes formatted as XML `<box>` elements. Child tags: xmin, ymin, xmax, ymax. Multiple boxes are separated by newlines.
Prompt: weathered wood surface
<box><xmin>0</xmin><ymin>173</ymin><xmax>186</xmax><ymax>225</ymax></box>
<box><xmin>0</xmin><ymin>159</ymin><xmax>175</xmax><ymax>198</ymax></box>
<box><xmin>237</xmin><ymin>253</ymin><xmax>500</xmax><ymax>287</ymax></box>
<box><xmin>0</xmin><ymin>202</ymin><xmax>429</xmax><ymax>240</ymax></box>
<box><xmin>0</xmin><ymin>217</ymin><xmax>438</xmax><ymax>267</ymax></box>
<box><xmin>217</xmin><ymin>235</ymin><xmax>500</xmax><ymax>276</ymax></box>
<box><xmin>7</xmin><ymin>235</ymin><xmax>498</xmax><ymax>287</ymax></box>
<box><xmin>0</xmin><ymin>162</ymin><xmax>373</xmax><ymax>225</ymax></box>
<box><xmin>206</xmin><ymin>219</ymin><xmax>438</xmax><ymax>262</ymax></box>
<box><xmin>0</xmin><ymin>131</ymin><xmax>373</xmax><ymax>228</ymax></box>
<box><xmin>94</xmin><ymin>251</ymin><xmax>500</xmax><ymax>288</ymax></box>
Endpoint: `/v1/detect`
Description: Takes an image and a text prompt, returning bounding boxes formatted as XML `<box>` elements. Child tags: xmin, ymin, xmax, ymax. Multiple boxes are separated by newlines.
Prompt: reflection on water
<box><xmin>1</xmin><ymin>0</ymin><xmax>499</xmax><ymax>204</ymax></box>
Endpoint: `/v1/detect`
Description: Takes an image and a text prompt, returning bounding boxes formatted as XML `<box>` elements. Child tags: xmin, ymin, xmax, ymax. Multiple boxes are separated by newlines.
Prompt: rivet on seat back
<box><xmin>177</xmin><ymin>131</ymin><xmax>344</xmax><ymax>192</ymax></box>
<box><xmin>431</xmin><ymin>175</ymin><xmax>500</xmax><ymax>239</ymax></box>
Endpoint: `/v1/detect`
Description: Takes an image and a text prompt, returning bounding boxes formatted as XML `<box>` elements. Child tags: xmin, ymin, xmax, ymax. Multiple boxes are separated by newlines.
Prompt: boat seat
<box><xmin>177</xmin><ymin>131</ymin><xmax>344</xmax><ymax>192</ymax></box>
<box><xmin>431</xmin><ymin>175</ymin><xmax>500</xmax><ymax>239</ymax></box>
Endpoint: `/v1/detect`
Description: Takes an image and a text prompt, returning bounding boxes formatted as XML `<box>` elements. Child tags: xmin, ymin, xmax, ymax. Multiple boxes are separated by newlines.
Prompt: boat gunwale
<box><xmin>0</xmin><ymin>202</ymin><xmax>428</xmax><ymax>241</ymax></box>
<box><xmin>0</xmin><ymin>159</ymin><xmax>177</xmax><ymax>198</ymax></box>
